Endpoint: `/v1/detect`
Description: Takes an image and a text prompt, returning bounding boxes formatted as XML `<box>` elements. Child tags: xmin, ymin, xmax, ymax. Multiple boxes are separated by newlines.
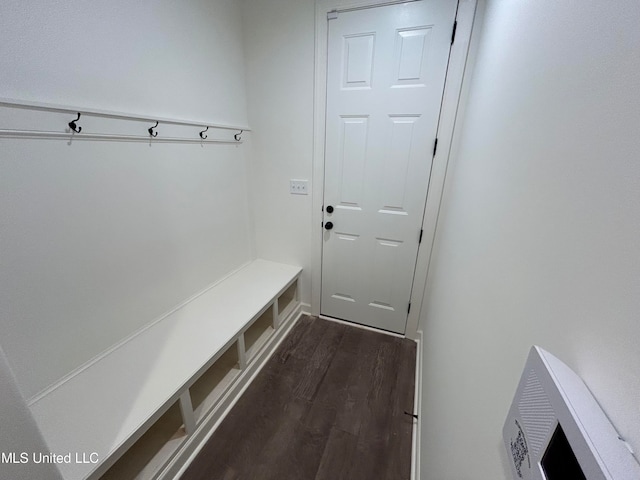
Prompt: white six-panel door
<box><xmin>321</xmin><ymin>0</ymin><xmax>457</xmax><ymax>333</ymax></box>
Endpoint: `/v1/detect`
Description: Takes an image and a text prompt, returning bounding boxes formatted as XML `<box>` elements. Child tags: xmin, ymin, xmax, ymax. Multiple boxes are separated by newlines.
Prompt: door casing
<box><xmin>311</xmin><ymin>0</ymin><xmax>478</xmax><ymax>340</ymax></box>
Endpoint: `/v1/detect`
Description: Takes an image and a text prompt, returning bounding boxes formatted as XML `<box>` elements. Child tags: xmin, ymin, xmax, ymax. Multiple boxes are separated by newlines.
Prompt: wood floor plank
<box><xmin>312</xmin><ymin>327</ymin><xmax>362</xmax><ymax>407</ymax></box>
<box><xmin>252</xmin><ymin>418</ymin><xmax>329</xmax><ymax>480</ymax></box>
<box><xmin>180</xmin><ymin>316</ymin><xmax>416</xmax><ymax>480</ymax></box>
<box><xmin>314</xmin><ymin>427</ymin><xmax>358</xmax><ymax>480</ymax></box>
<box><xmin>237</xmin><ymin>398</ymin><xmax>317</xmax><ymax>480</ymax></box>
<box><xmin>262</xmin><ymin>316</ymin><xmax>332</xmax><ymax>386</ymax></box>
<box><xmin>345</xmin><ymin>338</ymin><xmax>405</xmax><ymax>480</ymax></box>
<box><xmin>284</xmin><ymin>316</ymin><xmax>331</xmax><ymax>361</ymax></box>
<box><xmin>182</xmin><ymin>369</ymin><xmax>298</xmax><ymax>478</ymax></box>
<box><xmin>333</xmin><ymin>328</ymin><xmax>384</xmax><ymax>436</ymax></box>
<box><xmin>293</xmin><ymin>322</ymin><xmax>346</xmax><ymax>401</ymax></box>
<box><xmin>269</xmin><ymin>315</ymin><xmax>314</xmax><ymax>365</ymax></box>
<box><xmin>219</xmin><ymin>466</ymin><xmax>240</xmax><ymax>480</ymax></box>
<box><xmin>302</xmin><ymin>329</ymin><xmax>360</xmax><ymax>435</ymax></box>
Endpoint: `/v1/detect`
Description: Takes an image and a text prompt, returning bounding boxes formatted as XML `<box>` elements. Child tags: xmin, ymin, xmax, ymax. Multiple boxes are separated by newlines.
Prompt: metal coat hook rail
<box><xmin>0</xmin><ymin>98</ymin><xmax>251</xmax><ymax>144</ymax></box>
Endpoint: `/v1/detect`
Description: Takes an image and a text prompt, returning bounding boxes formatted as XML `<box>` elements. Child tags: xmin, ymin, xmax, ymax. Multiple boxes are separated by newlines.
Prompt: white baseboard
<box><xmin>319</xmin><ymin>314</ymin><xmax>405</xmax><ymax>338</ymax></box>
<box><xmin>411</xmin><ymin>329</ymin><xmax>424</xmax><ymax>480</ymax></box>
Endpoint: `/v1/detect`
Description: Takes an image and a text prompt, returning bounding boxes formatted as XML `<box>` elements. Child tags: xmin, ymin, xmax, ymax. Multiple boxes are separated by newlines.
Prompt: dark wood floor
<box><xmin>181</xmin><ymin>315</ymin><xmax>417</xmax><ymax>480</ymax></box>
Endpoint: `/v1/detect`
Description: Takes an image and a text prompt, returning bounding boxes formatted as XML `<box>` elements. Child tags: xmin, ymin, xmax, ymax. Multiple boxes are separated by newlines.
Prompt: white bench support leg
<box><xmin>237</xmin><ymin>335</ymin><xmax>247</xmax><ymax>370</ymax></box>
<box><xmin>272</xmin><ymin>300</ymin><xmax>280</xmax><ymax>330</ymax></box>
<box><xmin>179</xmin><ymin>391</ymin><xmax>196</xmax><ymax>435</ymax></box>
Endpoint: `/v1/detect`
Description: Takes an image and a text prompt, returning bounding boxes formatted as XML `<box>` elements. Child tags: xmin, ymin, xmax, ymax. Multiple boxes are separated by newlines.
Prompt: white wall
<box><xmin>0</xmin><ymin>346</ymin><xmax>63</xmax><ymax>480</ymax></box>
<box><xmin>241</xmin><ymin>0</ymin><xmax>316</xmax><ymax>306</ymax></box>
<box><xmin>0</xmin><ymin>0</ymin><xmax>252</xmax><ymax>401</ymax></box>
<box><xmin>0</xmin><ymin>0</ymin><xmax>248</xmax><ymax>126</ymax></box>
<box><xmin>419</xmin><ymin>1</ymin><xmax>640</xmax><ymax>478</ymax></box>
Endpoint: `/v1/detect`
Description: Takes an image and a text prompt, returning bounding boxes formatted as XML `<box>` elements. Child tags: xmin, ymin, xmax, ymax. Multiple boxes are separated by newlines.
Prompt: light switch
<box><xmin>290</xmin><ymin>179</ymin><xmax>309</xmax><ymax>195</ymax></box>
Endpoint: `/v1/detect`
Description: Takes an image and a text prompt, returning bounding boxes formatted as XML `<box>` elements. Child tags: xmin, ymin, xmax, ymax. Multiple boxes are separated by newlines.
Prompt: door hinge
<box><xmin>419</xmin><ymin>229</ymin><xmax>423</xmax><ymax>244</ymax></box>
<box><xmin>451</xmin><ymin>20</ymin><xmax>458</xmax><ymax>45</ymax></box>
<box><xmin>433</xmin><ymin>137</ymin><xmax>438</xmax><ymax>157</ymax></box>
<box><xmin>327</xmin><ymin>10</ymin><xmax>338</xmax><ymax>20</ymax></box>
<box><xmin>407</xmin><ymin>302</ymin><xmax>411</xmax><ymax>314</ymax></box>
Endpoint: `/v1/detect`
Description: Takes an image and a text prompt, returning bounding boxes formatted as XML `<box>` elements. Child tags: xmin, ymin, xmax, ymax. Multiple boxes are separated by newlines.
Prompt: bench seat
<box><xmin>29</xmin><ymin>259</ymin><xmax>302</xmax><ymax>480</ymax></box>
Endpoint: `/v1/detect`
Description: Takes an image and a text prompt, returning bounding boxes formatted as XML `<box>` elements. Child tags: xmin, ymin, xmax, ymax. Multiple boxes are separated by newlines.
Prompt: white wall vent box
<box><xmin>503</xmin><ymin>346</ymin><xmax>640</xmax><ymax>480</ymax></box>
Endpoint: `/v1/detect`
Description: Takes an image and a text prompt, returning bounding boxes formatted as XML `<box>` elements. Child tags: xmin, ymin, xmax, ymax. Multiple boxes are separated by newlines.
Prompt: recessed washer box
<box><xmin>503</xmin><ymin>346</ymin><xmax>640</xmax><ymax>480</ymax></box>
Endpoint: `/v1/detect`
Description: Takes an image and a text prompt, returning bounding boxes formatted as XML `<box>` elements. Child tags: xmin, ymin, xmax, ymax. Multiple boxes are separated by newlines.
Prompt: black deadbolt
<box><xmin>326</xmin><ymin>205</ymin><xmax>334</xmax><ymax>213</ymax></box>
<box><xmin>325</xmin><ymin>221</ymin><xmax>334</xmax><ymax>230</ymax></box>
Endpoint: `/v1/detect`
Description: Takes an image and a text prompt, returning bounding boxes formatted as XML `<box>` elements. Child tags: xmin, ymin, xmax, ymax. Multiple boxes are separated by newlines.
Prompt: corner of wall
<box><xmin>0</xmin><ymin>346</ymin><xmax>63</xmax><ymax>480</ymax></box>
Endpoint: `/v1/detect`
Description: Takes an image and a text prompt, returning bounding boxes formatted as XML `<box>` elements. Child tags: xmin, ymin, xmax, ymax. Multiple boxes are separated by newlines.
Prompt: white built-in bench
<box><xmin>28</xmin><ymin>259</ymin><xmax>302</xmax><ymax>480</ymax></box>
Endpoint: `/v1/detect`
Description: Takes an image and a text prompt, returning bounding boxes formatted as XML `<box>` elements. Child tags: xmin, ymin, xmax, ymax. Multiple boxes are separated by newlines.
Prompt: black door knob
<box><xmin>325</xmin><ymin>221</ymin><xmax>334</xmax><ymax>230</ymax></box>
<box><xmin>326</xmin><ymin>205</ymin><xmax>334</xmax><ymax>213</ymax></box>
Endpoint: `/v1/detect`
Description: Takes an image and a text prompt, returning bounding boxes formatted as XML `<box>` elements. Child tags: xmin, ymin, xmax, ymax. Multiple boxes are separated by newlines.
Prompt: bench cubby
<box><xmin>189</xmin><ymin>341</ymin><xmax>242</xmax><ymax>426</ymax></box>
<box><xmin>277</xmin><ymin>281</ymin><xmax>298</xmax><ymax>324</ymax></box>
<box><xmin>99</xmin><ymin>402</ymin><xmax>186</xmax><ymax>480</ymax></box>
<box><xmin>244</xmin><ymin>306</ymin><xmax>276</xmax><ymax>363</ymax></box>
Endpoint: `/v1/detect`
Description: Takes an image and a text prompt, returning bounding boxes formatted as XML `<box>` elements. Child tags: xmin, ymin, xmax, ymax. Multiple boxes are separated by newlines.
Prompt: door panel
<box><xmin>343</xmin><ymin>34</ymin><xmax>375</xmax><ymax>89</ymax></box>
<box><xmin>394</xmin><ymin>27</ymin><xmax>433</xmax><ymax>86</ymax></box>
<box><xmin>338</xmin><ymin>116</ymin><xmax>369</xmax><ymax>206</ymax></box>
<box><xmin>321</xmin><ymin>0</ymin><xmax>456</xmax><ymax>333</ymax></box>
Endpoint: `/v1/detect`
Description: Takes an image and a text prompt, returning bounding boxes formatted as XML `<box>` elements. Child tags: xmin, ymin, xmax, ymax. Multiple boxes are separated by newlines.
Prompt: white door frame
<box><xmin>311</xmin><ymin>0</ymin><xmax>478</xmax><ymax>339</ymax></box>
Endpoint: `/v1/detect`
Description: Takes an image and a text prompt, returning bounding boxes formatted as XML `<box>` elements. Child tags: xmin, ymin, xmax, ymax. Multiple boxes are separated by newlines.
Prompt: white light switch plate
<box><xmin>290</xmin><ymin>179</ymin><xmax>309</xmax><ymax>195</ymax></box>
